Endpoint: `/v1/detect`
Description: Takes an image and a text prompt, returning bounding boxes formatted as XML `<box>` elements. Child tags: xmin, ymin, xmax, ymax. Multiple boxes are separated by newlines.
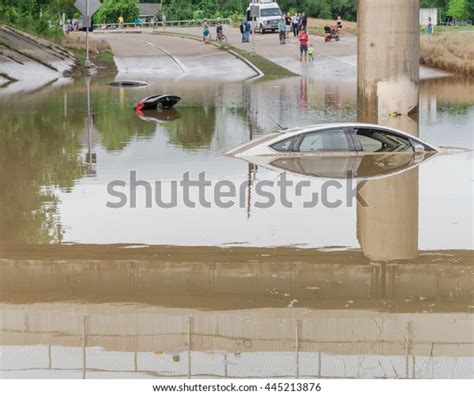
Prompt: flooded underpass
<box><xmin>0</xmin><ymin>75</ymin><xmax>473</xmax><ymax>379</ymax></box>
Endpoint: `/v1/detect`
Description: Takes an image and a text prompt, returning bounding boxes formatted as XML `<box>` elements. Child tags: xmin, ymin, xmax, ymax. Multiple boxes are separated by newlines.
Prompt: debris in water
<box><xmin>287</xmin><ymin>299</ymin><xmax>298</xmax><ymax>308</ymax></box>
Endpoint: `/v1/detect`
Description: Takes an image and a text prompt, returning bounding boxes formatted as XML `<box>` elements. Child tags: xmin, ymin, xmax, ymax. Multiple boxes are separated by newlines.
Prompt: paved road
<box><xmin>97</xmin><ymin>27</ymin><xmax>450</xmax><ymax>81</ymax></box>
<box><xmin>162</xmin><ymin>25</ymin><xmax>358</xmax><ymax>79</ymax></box>
<box><xmin>98</xmin><ymin>32</ymin><xmax>258</xmax><ymax>81</ymax></box>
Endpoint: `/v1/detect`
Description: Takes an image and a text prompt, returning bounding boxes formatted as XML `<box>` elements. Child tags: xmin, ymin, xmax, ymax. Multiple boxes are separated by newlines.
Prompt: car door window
<box><xmin>271</xmin><ymin>135</ymin><xmax>299</xmax><ymax>152</ymax></box>
<box><xmin>355</xmin><ymin>129</ymin><xmax>413</xmax><ymax>153</ymax></box>
<box><xmin>298</xmin><ymin>129</ymin><xmax>351</xmax><ymax>152</ymax></box>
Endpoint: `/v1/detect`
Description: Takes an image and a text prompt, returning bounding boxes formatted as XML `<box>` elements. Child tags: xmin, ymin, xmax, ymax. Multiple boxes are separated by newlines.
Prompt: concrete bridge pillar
<box><xmin>357</xmin><ymin>0</ymin><xmax>420</xmax><ymax>116</ymax></box>
<box><xmin>356</xmin><ymin>1</ymin><xmax>420</xmax><ymax>261</ymax></box>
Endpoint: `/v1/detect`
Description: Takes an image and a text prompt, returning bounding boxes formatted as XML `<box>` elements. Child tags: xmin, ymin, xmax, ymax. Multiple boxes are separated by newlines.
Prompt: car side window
<box><xmin>298</xmin><ymin>129</ymin><xmax>351</xmax><ymax>152</ymax></box>
<box><xmin>355</xmin><ymin>129</ymin><xmax>413</xmax><ymax>153</ymax></box>
<box><xmin>271</xmin><ymin>136</ymin><xmax>299</xmax><ymax>152</ymax></box>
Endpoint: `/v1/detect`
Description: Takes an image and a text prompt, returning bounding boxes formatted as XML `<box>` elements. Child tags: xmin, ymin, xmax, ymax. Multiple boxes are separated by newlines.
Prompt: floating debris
<box><xmin>287</xmin><ymin>299</ymin><xmax>298</xmax><ymax>308</ymax></box>
<box><xmin>108</xmin><ymin>80</ymin><xmax>148</xmax><ymax>87</ymax></box>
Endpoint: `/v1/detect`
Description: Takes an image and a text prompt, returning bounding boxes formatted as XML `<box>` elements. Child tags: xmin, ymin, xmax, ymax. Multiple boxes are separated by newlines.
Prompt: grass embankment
<box><xmin>62</xmin><ymin>33</ymin><xmax>117</xmax><ymax>75</ymax></box>
<box><xmin>420</xmin><ymin>32</ymin><xmax>474</xmax><ymax>76</ymax></box>
<box><xmin>1</xmin><ymin>25</ymin><xmax>116</xmax><ymax>77</ymax></box>
<box><xmin>154</xmin><ymin>31</ymin><xmax>296</xmax><ymax>78</ymax></box>
<box><xmin>429</xmin><ymin>25</ymin><xmax>474</xmax><ymax>35</ymax></box>
<box><xmin>229</xmin><ymin>46</ymin><xmax>296</xmax><ymax>78</ymax></box>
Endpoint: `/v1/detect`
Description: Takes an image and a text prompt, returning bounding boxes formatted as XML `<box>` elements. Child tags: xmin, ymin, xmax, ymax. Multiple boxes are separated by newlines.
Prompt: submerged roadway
<box><xmin>99</xmin><ymin>32</ymin><xmax>259</xmax><ymax>81</ymax></box>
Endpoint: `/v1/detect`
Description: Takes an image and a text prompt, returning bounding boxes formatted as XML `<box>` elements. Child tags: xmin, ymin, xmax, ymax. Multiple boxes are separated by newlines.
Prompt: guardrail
<box><xmin>93</xmin><ymin>18</ymin><xmax>231</xmax><ymax>30</ymax></box>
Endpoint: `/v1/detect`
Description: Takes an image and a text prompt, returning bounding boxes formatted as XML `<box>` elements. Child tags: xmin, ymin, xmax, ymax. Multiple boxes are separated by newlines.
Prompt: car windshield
<box><xmin>261</xmin><ymin>8</ymin><xmax>282</xmax><ymax>17</ymax></box>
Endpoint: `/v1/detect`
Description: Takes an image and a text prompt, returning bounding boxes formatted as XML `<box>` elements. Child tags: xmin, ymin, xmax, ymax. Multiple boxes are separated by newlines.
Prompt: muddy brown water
<box><xmin>0</xmin><ymin>76</ymin><xmax>472</xmax><ymax>378</ymax></box>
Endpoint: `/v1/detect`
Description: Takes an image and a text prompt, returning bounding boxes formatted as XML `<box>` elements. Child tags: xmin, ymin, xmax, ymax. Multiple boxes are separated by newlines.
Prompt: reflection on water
<box><xmin>260</xmin><ymin>153</ymin><xmax>435</xmax><ymax>179</ymax></box>
<box><xmin>137</xmin><ymin>109</ymin><xmax>182</xmax><ymax>123</ymax></box>
<box><xmin>0</xmin><ymin>247</ymin><xmax>473</xmax><ymax>379</ymax></box>
<box><xmin>0</xmin><ymin>76</ymin><xmax>473</xmax><ymax>379</ymax></box>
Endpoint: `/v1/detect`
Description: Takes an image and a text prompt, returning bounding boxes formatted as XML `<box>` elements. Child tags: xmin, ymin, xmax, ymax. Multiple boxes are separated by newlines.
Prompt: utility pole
<box><xmin>250</xmin><ymin>0</ymin><xmax>257</xmax><ymax>55</ymax></box>
<box><xmin>85</xmin><ymin>0</ymin><xmax>90</xmax><ymax>68</ymax></box>
<box><xmin>74</xmin><ymin>0</ymin><xmax>102</xmax><ymax>68</ymax></box>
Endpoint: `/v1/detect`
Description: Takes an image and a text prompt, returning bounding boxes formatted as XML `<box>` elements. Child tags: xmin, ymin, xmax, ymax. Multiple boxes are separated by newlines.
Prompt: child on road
<box><xmin>308</xmin><ymin>43</ymin><xmax>315</xmax><ymax>62</ymax></box>
<box><xmin>298</xmin><ymin>28</ymin><xmax>309</xmax><ymax>62</ymax></box>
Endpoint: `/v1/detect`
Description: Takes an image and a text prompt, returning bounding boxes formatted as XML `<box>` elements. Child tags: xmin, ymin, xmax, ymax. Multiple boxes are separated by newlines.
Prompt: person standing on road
<box><xmin>295</xmin><ymin>13</ymin><xmax>302</xmax><ymax>35</ymax></box>
<box><xmin>118</xmin><ymin>15</ymin><xmax>124</xmax><ymax>29</ymax></box>
<box><xmin>162</xmin><ymin>14</ymin><xmax>166</xmax><ymax>30</ymax></box>
<box><xmin>301</xmin><ymin>12</ymin><xmax>308</xmax><ymax>32</ymax></box>
<box><xmin>298</xmin><ymin>28</ymin><xmax>309</xmax><ymax>62</ymax></box>
<box><xmin>285</xmin><ymin>13</ymin><xmax>292</xmax><ymax>38</ymax></box>
<box><xmin>336</xmin><ymin>16</ymin><xmax>343</xmax><ymax>35</ymax></box>
<box><xmin>203</xmin><ymin>19</ymin><xmax>210</xmax><ymax>43</ymax></box>
<box><xmin>240</xmin><ymin>20</ymin><xmax>246</xmax><ymax>43</ymax></box>
<box><xmin>278</xmin><ymin>16</ymin><xmax>286</xmax><ymax>44</ymax></box>
<box><xmin>244</xmin><ymin>19</ymin><xmax>251</xmax><ymax>42</ymax></box>
<box><xmin>292</xmin><ymin>14</ymin><xmax>299</xmax><ymax>37</ymax></box>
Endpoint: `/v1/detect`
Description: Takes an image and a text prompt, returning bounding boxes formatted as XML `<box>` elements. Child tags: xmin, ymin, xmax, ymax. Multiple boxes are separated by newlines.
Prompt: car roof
<box><xmin>281</xmin><ymin>123</ymin><xmax>394</xmax><ymax>134</ymax></box>
<box><xmin>276</xmin><ymin>123</ymin><xmax>439</xmax><ymax>151</ymax></box>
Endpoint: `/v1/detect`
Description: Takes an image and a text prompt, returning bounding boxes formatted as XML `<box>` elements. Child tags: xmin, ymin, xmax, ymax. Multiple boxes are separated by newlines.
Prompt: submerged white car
<box><xmin>226</xmin><ymin>123</ymin><xmax>442</xmax><ymax>179</ymax></box>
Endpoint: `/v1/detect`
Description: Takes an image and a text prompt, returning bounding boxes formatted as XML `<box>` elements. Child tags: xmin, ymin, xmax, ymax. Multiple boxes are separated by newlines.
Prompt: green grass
<box><xmin>73</xmin><ymin>49</ymin><xmax>114</xmax><ymax>65</ymax></box>
<box><xmin>229</xmin><ymin>46</ymin><xmax>296</xmax><ymax>78</ymax></box>
<box><xmin>307</xmin><ymin>25</ymin><xmax>326</xmax><ymax>37</ymax></box>
<box><xmin>72</xmin><ymin>49</ymin><xmax>86</xmax><ymax>64</ymax></box>
<box><xmin>96</xmin><ymin>50</ymin><xmax>114</xmax><ymax>63</ymax></box>
<box><xmin>421</xmin><ymin>25</ymin><xmax>474</xmax><ymax>36</ymax></box>
<box><xmin>153</xmin><ymin>31</ymin><xmax>296</xmax><ymax>78</ymax></box>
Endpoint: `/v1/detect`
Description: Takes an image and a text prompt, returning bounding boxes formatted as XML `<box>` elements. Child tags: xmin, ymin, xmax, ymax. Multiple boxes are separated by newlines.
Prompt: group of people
<box><xmin>277</xmin><ymin>12</ymin><xmax>309</xmax><ymax>45</ymax></box>
<box><xmin>63</xmin><ymin>18</ymin><xmax>79</xmax><ymax>33</ymax></box>
<box><xmin>239</xmin><ymin>19</ymin><xmax>252</xmax><ymax>43</ymax></box>
<box><xmin>201</xmin><ymin>13</ymin><xmax>347</xmax><ymax>62</ymax></box>
<box><xmin>293</xmin><ymin>26</ymin><xmax>313</xmax><ymax>62</ymax></box>
<box><xmin>289</xmin><ymin>12</ymin><xmax>309</xmax><ymax>38</ymax></box>
<box><xmin>202</xmin><ymin>18</ymin><xmax>225</xmax><ymax>43</ymax></box>
<box><xmin>277</xmin><ymin>12</ymin><xmax>314</xmax><ymax>62</ymax></box>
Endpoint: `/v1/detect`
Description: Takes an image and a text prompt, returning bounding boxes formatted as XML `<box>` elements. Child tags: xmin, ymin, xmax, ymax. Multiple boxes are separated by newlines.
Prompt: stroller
<box><xmin>324</xmin><ymin>25</ymin><xmax>340</xmax><ymax>42</ymax></box>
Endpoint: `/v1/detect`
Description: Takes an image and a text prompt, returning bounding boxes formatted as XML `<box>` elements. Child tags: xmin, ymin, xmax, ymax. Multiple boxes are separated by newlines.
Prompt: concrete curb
<box><xmin>93</xmin><ymin>30</ymin><xmax>143</xmax><ymax>35</ymax></box>
<box><xmin>227</xmin><ymin>49</ymin><xmax>264</xmax><ymax>80</ymax></box>
<box><xmin>152</xmin><ymin>31</ymin><xmax>264</xmax><ymax>79</ymax></box>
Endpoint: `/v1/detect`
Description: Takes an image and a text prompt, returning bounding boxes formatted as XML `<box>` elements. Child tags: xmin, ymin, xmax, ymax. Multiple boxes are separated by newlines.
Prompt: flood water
<box><xmin>0</xmin><ymin>76</ymin><xmax>473</xmax><ymax>379</ymax></box>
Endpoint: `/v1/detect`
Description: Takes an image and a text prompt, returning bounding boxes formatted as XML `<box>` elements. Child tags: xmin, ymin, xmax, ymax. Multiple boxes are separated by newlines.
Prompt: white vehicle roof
<box><xmin>248</xmin><ymin>1</ymin><xmax>280</xmax><ymax>9</ymax></box>
<box><xmin>225</xmin><ymin>123</ymin><xmax>440</xmax><ymax>157</ymax></box>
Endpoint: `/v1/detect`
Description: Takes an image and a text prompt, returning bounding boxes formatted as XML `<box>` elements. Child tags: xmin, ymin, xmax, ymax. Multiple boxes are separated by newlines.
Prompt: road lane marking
<box><xmin>146</xmin><ymin>41</ymin><xmax>188</xmax><ymax>75</ymax></box>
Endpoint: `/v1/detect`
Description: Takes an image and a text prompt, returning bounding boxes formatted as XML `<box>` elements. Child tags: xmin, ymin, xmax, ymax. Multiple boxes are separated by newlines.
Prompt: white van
<box><xmin>246</xmin><ymin>1</ymin><xmax>282</xmax><ymax>34</ymax></box>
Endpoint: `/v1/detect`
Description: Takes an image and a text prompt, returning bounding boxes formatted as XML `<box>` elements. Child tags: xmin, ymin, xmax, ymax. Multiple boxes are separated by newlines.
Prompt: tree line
<box><xmin>0</xmin><ymin>0</ymin><xmax>473</xmax><ymax>37</ymax></box>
